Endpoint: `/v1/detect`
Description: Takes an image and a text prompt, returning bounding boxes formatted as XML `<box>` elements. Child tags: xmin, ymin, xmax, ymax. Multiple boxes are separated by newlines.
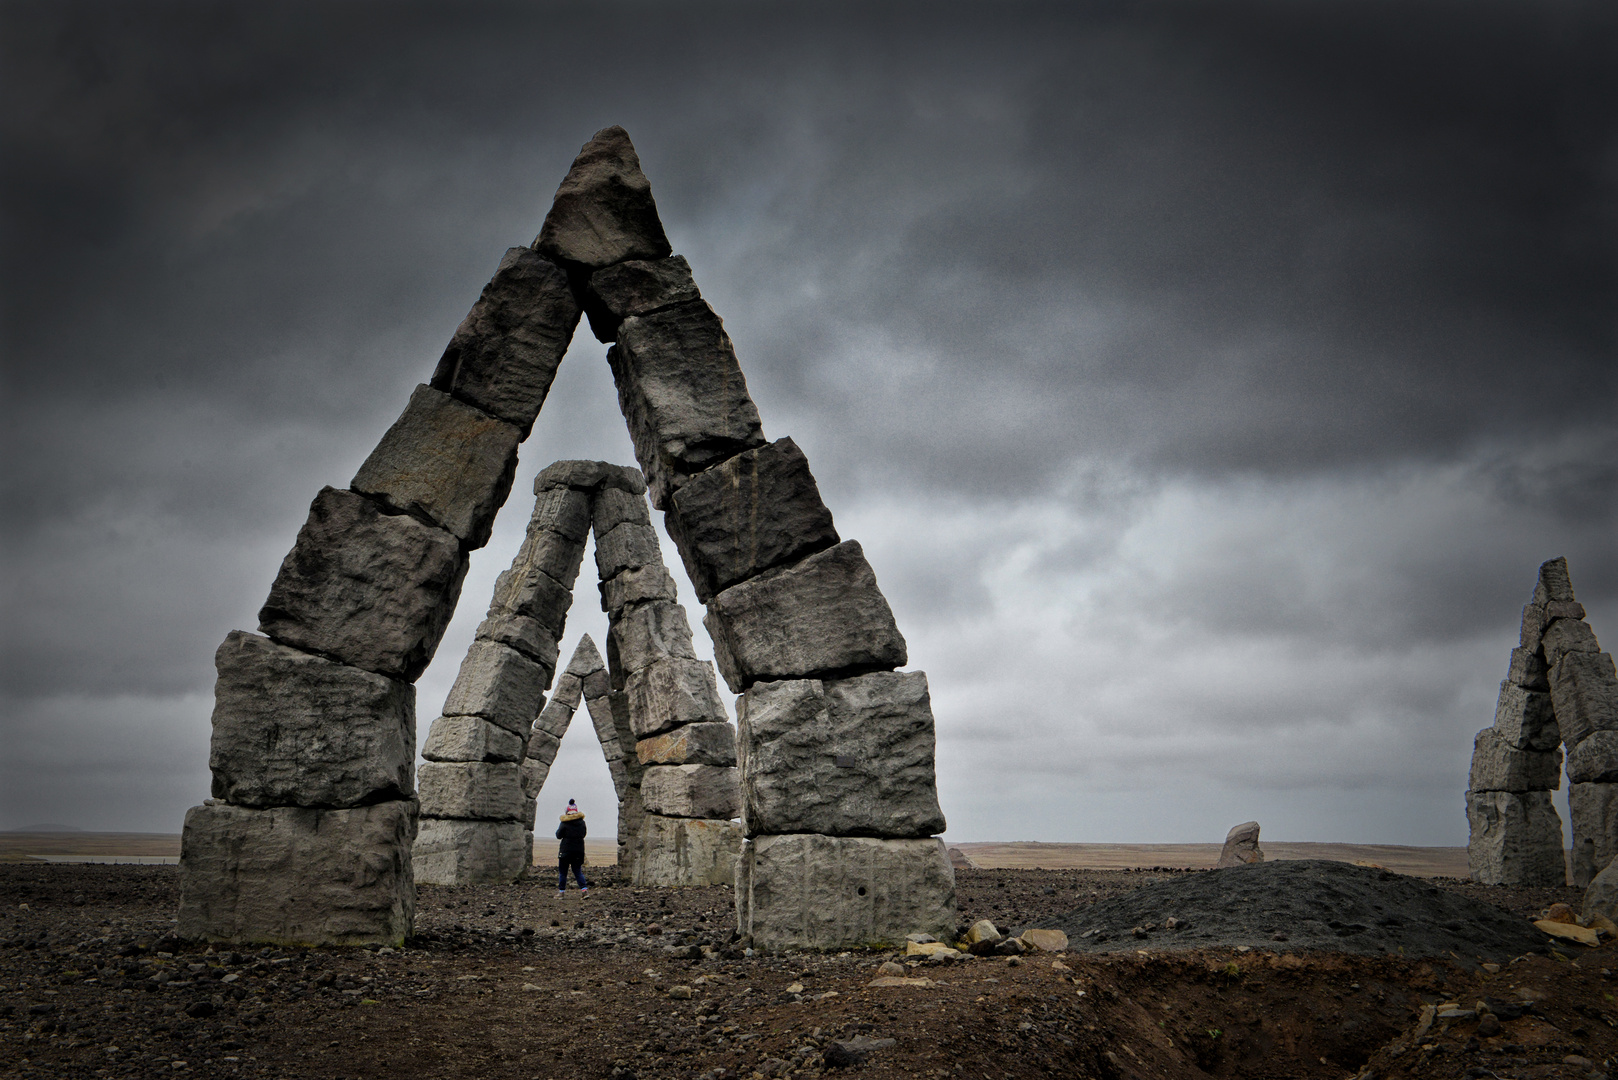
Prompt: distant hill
<box><xmin>5</xmin><ymin>824</ymin><xmax>84</xmax><ymax>833</ymax></box>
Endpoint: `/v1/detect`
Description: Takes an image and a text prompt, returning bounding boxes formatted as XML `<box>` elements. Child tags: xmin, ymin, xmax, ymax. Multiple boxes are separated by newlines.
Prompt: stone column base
<box><xmin>1571</xmin><ymin>782</ymin><xmax>1618</xmax><ymax>888</ymax></box>
<box><xmin>630</xmin><ymin>813</ymin><xmax>740</xmax><ymax>886</ymax></box>
<box><xmin>413</xmin><ymin>817</ymin><xmax>530</xmax><ymax>885</ymax></box>
<box><xmin>1466</xmin><ymin>789</ymin><xmax>1566</xmax><ymax>886</ymax></box>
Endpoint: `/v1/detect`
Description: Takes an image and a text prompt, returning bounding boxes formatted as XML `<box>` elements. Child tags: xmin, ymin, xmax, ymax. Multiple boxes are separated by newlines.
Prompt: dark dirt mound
<box><xmin>1030</xmin><ymin>859</ymin><xmax>1555</xmax><ymax>964</ymax></box>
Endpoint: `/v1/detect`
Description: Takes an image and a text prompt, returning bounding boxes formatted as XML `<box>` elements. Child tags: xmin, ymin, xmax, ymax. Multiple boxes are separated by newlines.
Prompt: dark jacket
<box><xmin>556</xmin><ymin>815</ymin><xmax>586</xmax><ymax>860</ymax></box>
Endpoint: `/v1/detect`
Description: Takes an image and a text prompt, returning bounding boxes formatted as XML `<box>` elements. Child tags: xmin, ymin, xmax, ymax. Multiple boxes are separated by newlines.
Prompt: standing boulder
<box><xmin>1216</xmin><ymin>821</ymin><xmax>1264</xmax><ymax>868</ymax></box>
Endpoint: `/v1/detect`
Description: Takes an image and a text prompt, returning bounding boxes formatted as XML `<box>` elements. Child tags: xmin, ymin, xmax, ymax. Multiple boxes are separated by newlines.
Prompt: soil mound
<box><xmin>1030</xmin><ymin>859</ymin><xmax>1553</xmax><ymax>964</ymax></box>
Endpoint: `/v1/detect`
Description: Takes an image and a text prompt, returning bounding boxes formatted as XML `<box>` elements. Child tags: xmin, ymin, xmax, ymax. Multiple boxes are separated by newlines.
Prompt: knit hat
<box><xmin>566</xmin><ymin>799</ymin><xmax>578</xmax><ymax>814</ymax></box>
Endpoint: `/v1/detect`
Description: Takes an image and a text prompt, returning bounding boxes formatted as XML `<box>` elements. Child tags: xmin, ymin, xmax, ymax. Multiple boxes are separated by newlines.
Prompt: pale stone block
<box><xmin>525</xmin><ymin>484</ymin><xmax>594</xmax><ymax>544</ymax></box>
<box><xmin>524</xmin><ymin>730</ymin><xmax>562</xmax><ymax>767</ymax></box>
<box><xmin>599</xmin><ymin>564</ymin><xmax>679</xmax><ymax>614</ymax></box>
<box><xmin>350</xmin><ymin>384</ymin><xmax>521</xmax><ymax>549</ymax></box>
<box><xmin>1550</xmin><ymin>651</ymin><xmax>1618</xmax><ymax>748</ymax></box>
<box><xmin>531</xmin><ymin>698</ymin><xmax>575</xmax><ymax>741</ymax></box>
<box><xmin>626</xmin><ymin>656</ymin><xmax>727</xmax><ymax>738</ymax></box>
<box><xmin>412</xmin><ymin>818</ymin><xmax>530</xmax><ymax>886</ymax></box>
<box><xmin>591</xmin><ymin>485</ymin><xmax>653</xmax><ymax>537</ymax></box>
<box><xmin>487</xmin><ymin>565</ymin><xmax>574</xmax><ymax>637</ymax></box>
<box><xmin>565</xmin><ymin>634</ymin><xmax>606</xmax><ymax>678</ymax></box>
<box><xmin>1491</xmin><ymin>680</ymin><xmax>1559</xmax><ymax>751</ymax></box>
<box><xmin>738</xmin><ymin>671</ymin><xmax>944</xmax><ymax>838</ymax></box>
<box><xmin>473</xmin><ymin>613</ymin><xmax>559</xmax><ymax>672</ymax></box>
<box><xmin>1536</xmin><ymin>556</ymin><xmax>1575</xmax><ymax>603</ymax></box>
<box><xmin>441</xmin><ymin>640</ymin><xmax>549</xmax><ymax>737</ymax></box>
<box><xmin>1215</xmin><ymin>821</ymin><xmax>1263</xmax><ymax>868</ymax></box>
<box><xmin>422</xmin><ymin>715</ymin><xmax>523</xmax><ymax>763</ymax></box>
<box><xmin>1506</xmin><ymin>646</ymin><xmax>1549</xmax><ymax>691</ymax></box>
<box><xmin>641</xmin><ymin>764</ymin><xmax>740</xmax><ymax>819</ymax></box>
<box><xmin>636</xmin><ymin>722</ymin><xmax>737</xmax><ymax>766</ymax></box>
<box><xmin>1568</xmin><ymin>731</ymin><xmax>1618</xmax><ymax>785</ymax></box>
<box><xmin>735</xmin><ymin>834</ymin><xmax>957</xmax><ymax>952</ymax></box>
<box><xmin>1571</xmin><ymin>782</ymin><xmax>1618</xmax><ymax>888</ymax></box>
<box><xmin>1543</xmin><ymin>618</ymin><xmax>1601</xmax><ymax>669</ymax></box>
<box><xmin>418</xmin><ymin>761</ymin><xmax>526</xmax><ymax>821</ymax></box>
<box><xmin>594</xmin><ymin>522</ymin><xmax>663</xmax><ymax>581</ymax></box>
<box><xmin>177</xmin><ymin>800</ymin><xmax>415</xmax><ymax>946</ymax></box>
<box><xmin>550</xmin><ymin>671</ymin><xmax>585</xmax><ymax>710</ymax></box>
<box><xmin>629</xmin><ymin>814</ymin><xmax>741</xmax><ymax>887</ymax></box>
<box><xmin>208</xmin><ymin>631</ymin><xmax>415</xmax><ymax>809</ymax></box>
<box><xmin>1520</xmin><ymin>603</ymin><xmax>1547</xmax><ymax>653</ymax></box>
<box><xmin>258</xmin><ymin>486</ymin><xmax>467</xmax><ymax>681</ymax></box>
<box><xmin>534</xmin><ymin>459</ymin><xmax>647</xmax><ymax>497</ymax></box>
<box><xmin>1469</xmin><ymin>728</ymin><xmax>1562</xmax><ymax>792</ymax></box>
<box><xmin>1466</xmin><ymin>789</ymin><xmax>1566</xmax><ymax>886</ymax></box>
<box><xmin>519</xmin><ymin>755</ymin><xmax>553</xmax><ymax>800</ymax></box>
<box><xmin>609</xmin><ymin>600</ymin><xmax>698</xmax><ymax>675</ymax></box>
<box><xmin>535</xmin><ymin>126</ymin><xmax>672</xmax><ymax>271</ymax></box>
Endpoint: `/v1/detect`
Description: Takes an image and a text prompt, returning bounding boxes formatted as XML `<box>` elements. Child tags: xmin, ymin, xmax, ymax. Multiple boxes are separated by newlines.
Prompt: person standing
<box><xmin>556</xmin><ymin>799</ymin><xmax>588</xmax><ymax>897</ymax></box>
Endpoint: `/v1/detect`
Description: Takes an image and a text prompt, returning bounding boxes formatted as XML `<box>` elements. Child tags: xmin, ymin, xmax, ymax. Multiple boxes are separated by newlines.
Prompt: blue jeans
<box><xmin>558</xmin><ymin>857</ymin><xmax>587</xmax><ymax>890</ymax></box>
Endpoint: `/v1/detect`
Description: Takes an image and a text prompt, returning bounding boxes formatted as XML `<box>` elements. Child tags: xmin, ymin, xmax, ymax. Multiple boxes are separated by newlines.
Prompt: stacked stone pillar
<box><xmin>179</xmin><ymin>247</ymin><xmax>582</xmax><ymax>944</ymax></box>
<box><xmin>534</xmin><ymin>126</ymin><xmax>956</xmax><ymax>949</ymax></box>
<box><xmin>1468</xmin><ymin>558</ymin><xmax>1618</xmax><ymax>887</ymax></box>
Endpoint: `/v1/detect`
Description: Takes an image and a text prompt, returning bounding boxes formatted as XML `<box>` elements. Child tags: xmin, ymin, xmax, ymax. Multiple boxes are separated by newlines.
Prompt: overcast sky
<box><xmin>3</xmin><ymin>0</ymin><xmax>1613</xmax><ymax>846</ymax></box>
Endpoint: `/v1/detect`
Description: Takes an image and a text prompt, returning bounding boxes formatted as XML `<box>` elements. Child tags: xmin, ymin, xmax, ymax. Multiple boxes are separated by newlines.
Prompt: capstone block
<box><xmin>208</xmin><ymin>631</ymin><xmax>415</xmax><ymax>809</ymax></box>
<box><xmin>417</xmin><ymin>761</ymin><xmax>527</xmax><ymax>821</ymax></box>
<box><xmin>629</xmin><ymin>814</ymin><xmax>741</xmax><ymax>887</ymax></box>
<box><xmin>640</xmin><ymin>764</ymin><xmax>741</xmax><ymax>820</ymax></box>
<box><xmin>704</xmin><ymin>540</ymin><xmax>907</xmax><ymax>692</ymax></box>
<box><xmin>258</xmin><ymin>487</ymin><xmax>468</xmax><ymax>681</ymax></box>
<box><xmin>1550</xmin><ymin>651</ymin><xmax>1618</xmax><ymax>748</ymax></box>
<box><xmin>441</xmin><ymin>640</ymin><xmax>549</xmax><ymax>737</ymax></box>
<box><xmin>1536</xmin><ymin>556</ymin><xmax>1575</xmax><ymax>603</ymax></box>
<box><xmin>534</xmin><ymin>459</ymin><xmax>647</xmax><ymax>497</ymax></box>
<box><xmin>1568</xmin><ymin>731</ymin><xmax>1618</xmax><ymax>785</ymax></box>
<box><xmin>412</xmin><ymin>818</ymin><xmax>530</xmax><ymax>886</ymax></box>
<box><xmin>422</xmin><ymin>715</ymin><xmax>524</xmax><ymax>764</ymax></box>
<box><xmin>1469</xmin><ymin>728</ymin><xmax>1562</xmax><ymax>792</ymax></box>
<box><xmin>736</xmin><ymin>834</ymin><xmax>957</xmax><ymax>952</ymax></box>
<box><xmin>737</xmin><ymin>670</ymin><xmax>945</xmax><ymax>838</ymax></box>
<box><xmin>350</xmin><ymin>384</ymin><xmax>521</xmax><ymax>549</ymax></box>
<box><xmin>625</xmin><ymin>656</ymin><xmax>728</xmax><ymax>738</ymax></box>
<box><xmin>535</xmin><ymin>126</ymin><xmax>672</xmax><ymax>270</ymax></box>
<box><xmin>428</xmin><ymin>246</ymin><xmax>579</xmax><ymax>436</ymax></box>
<box><xmin>582</xmin><ymin>255</ymin><xmax>700</xmax><ymax>342</ymax></box>
<box><xmin>609</xmin><ymin>300</ymin><xmax>766</xmax><ymax>509</ymax></box>
<box><xmin>666</xmin><ymin>437</ymin><xmax>839</xmax><ymax>603</ymax></box>
<box><xmin>177</xmin><ymin>800</ymin><xmax>415</xmax><ymax>946</ymax></box>
<box><xmin>564</xmin><ymin>635</ymin><xmax>606</xmax><ymax>679</ymax></box>
<box><xmin>1571</xmin><ymin>782</ymin><xmax>1618</xmax><ymax>888</ymax></box>
<box><xmin>1466</xmin><ymin>789</ymin><xmax>1566</xmax><ymax>886</ymax></box>
<box><xmin>636</xmin><ymin>722</ymin><xmax>737</xmax><ymax>767</ymax></box>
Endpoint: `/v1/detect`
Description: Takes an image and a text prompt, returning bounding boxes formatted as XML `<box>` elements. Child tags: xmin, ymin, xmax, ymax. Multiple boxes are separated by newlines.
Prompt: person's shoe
<box><xmin>581</xmin><ymin>887</ymin><xmax>590</xmax><ymax>896</ymax></box>
<box><xmin>556</xmin><ymin>890</ymin><xmax>565</xmax><ymax>898</ymax></box>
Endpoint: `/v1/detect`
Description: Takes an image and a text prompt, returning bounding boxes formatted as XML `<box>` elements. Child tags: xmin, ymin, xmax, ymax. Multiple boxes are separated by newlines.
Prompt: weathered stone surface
<box><xmin>207</xmin><ymin>631</ymin><xmax>415</xmax><ymax>809</ymax></box>
<box><xmin>534</xmin><ymin>459</ymin><xmax>647</xmax><ymax>497</ymax></box>
<box><xmin>564</xmin><ymin>635</ymin><xmax>606</xmax><ymax>679</ymax></box>
<box><xmin>1568</xmin><ymin>731</ymin><xmax>1618</xmax><ymax>785</ymax></box>
<box><xmin>1520</xmin><ymin>603</ymin><xmax>1548</xmax><ymax>653</ymax></box>
<box><xmin>1469</xmin><ymin>729</ymin><xmax>1562</xmax><ymax>792</ymax></box>
<box><xmin>599</xmin><ymin>564</ymin><xmax>678</xmax><ymax>614</ymax></box>
<box><xmin>963</xmin><ymin>919</ymin><xmax>1000</xmax><ymax>945</ymax></box>
<box><xmin>1571</xmin><ymin>782</ymin><xmax>1618</xmax><ymax>888</ymax></box>
<box><xmin>487</xmin><ymin>566</ymin><xmax>574</xmax><ymax>638</ymax></box>
<box><xmin>594</xmin><ymin>521</ymin><xmax>662</xmax><ymax>580</ymax></box>
<box><xmin>1216</xmin><ymin>821</ymin><xmax>1264</xmax><ymax>868</ymax></box>
<box><xmin>412</xmin><ymin>818</ymin><xmax>530</xmax><ymax>886</ymax></box>
<box><xmin>441</xmin><ymin>640</ymin><xmax>549</xmax><ymax>737</ymax></box>
<box><xmin>735</xmin><ymin>834</ymin><xmax>957</xmax><ymax>952</ymax></box>
<box><xmin>535</xmin><ymin>126</ymin><xmax>671</xmax><ymax>271</ymax></box>
<box><xmin>610</xmin><ymin>601</ymin><xmax>698</xmax><ymax>675</ymax></box>
<box><xmin>737</xmin><ymin>671</ymin><xmax>944</xmax><ymax>838</ymax></box>
<box><xmin>585</xmin><ymin>687</ymin><xmax>624</xmax><ymax>759</ymax></box>
<box><xmin>429</xmin><ymin>246</ymin><xmax>579</xmax><ymax>436</ymax></box>
<box><xmin>1492</xmin><ymin>680</ymin><xmax>1559</xmax><ymax>750</ymax></box>
<box><xmin>637</xmin><ymin>722</ymin><xmax>737</xmax><ymax>766</ymax></box>
<box><xmin>1466</xmin><ymin>789</ymin><xmax>1566</xmax><ymax>886</ymax></box>
<box><xmin>629</xmin><ymin>814</ymin><xmax>740</xmax><ymax>887</ymax></box>
<box><xmin>666</xmin><ymin>437</ymin><xmax>840</xmax><ymax>603</ymax></box>
<box><xmin>1536</xmin><ymin>556</ymin><xmax>1575</xmax><ymax>604</ymax></box>
<box><xmin>1583</xmin><ymin>859</ymin><xmax>1618</xmax><ymax>924</ymax></box>
<box><xmin>625</xmin><ymin>656</ymin><xmax>727</xmax><ymax>738</ymax></box>
<box><xmin>641</xmin><ymin>764</ymin><xmax>741</xmax><ymax>820</ymax></box>
<box><xmin>1543</xmin><ymin>618</ymin><xmax>1601</xmax><ymax>669</ymax></box>
<box><xmin>704</xmin><ymin>541</ymin><xmax>907</xmax><ymax>693</ymax></box>
<box><xmin>525</xmin><ymin>485</ymin><xmax>594</xmax><ymax>545</ymax></box>
<box><xmin>519</xmin><ymin>754</ymin><xmax>553</xmax><ymax>799</ymax></box>
<box><xmin>606</xmin><ymin>756</ymin><xmax>633</xmax><ymax>799</ymax></box>
<box><xmin>531</xmin><ymin>697</ymin><xmax>575</xmax><ymax>740</ymax></box>
<box><xmin>591</xmin><ymin>485</ymin><xmax>653</xmax><ymax>537</ymax></box>
<box><xmin>473</xmin><ymin>613</ymin><xmax>559</xmax><ymax>671</ymax></box>
<box><xmin>418</xmin><ymin>762</ymin><xmax>527</xmax><ymax>821</ymax></box>
<box><xmin>549</xmin><ymin>673</ymin><xmax>583</xmax><ymax>712</ymax></box>
<box><xmin>609</xmin><ymin>301</ymin><xmax>767</xmax><ymax>509</ymax></box>
<box><xmin>258</xmin><ymin>487</ymin><xmax>468</xmax><ymax>681</ymax></box>
<box><xmin>350</xmin><ymin>384</ymin><xmax>521</xmax><ymax>549</ymax></box>
<box><xmin>177</xmin><ymin>800</ymin><xmax>415</xmax><ymax>946</ymax></box>
<box><xmin>1550</xmin><ymin>651</ymin><xmax>1618</xmax><ymax>748</ymax></box>
<box><xmin>525</xmin><ymin>730</ymin><xmax>562</xmax><ymax>767</ymax></box>
<box><xmin>1507</xmin><ymin>646</ymin><xmax>1550</xmax><ymax>691</ymax></box>
<box><xmin>1020</xmin><ymin>928</ymin><xmax>1068</xmax><ymax>953</ymax></box>
<box><xmin>582</xmin><ymin>668</ymin><xmax>612</xmax><ymax>703</ymax></box>
<box><xmin>617</xmin><ymin>785</ymin><xmax>647</xmax><ymax>877</ymax></box>
<box><xmin>422</xmin><ymin>715</ymin><xmax>524</xmax><ymax>764</ymax></box>
<box><xmin>582</xmin><ymin>255</ymin><xmax>700</xmax><ymax>342</ymax></box>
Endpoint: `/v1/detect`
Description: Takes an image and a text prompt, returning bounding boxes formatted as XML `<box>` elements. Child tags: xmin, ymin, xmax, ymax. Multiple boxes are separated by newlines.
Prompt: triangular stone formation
<box><xmin>1467</xmin><ymin>558</ymin><xmax>1618</xmax><ymax>886</ymax></box>
<box><xmin>178</xmin><ymin>126</ymin><xmax>953</xmax><ymax>950</ymax></box>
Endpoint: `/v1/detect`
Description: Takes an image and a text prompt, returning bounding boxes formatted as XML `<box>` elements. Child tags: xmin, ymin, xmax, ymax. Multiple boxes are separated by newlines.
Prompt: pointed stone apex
<box><xmin>564</xmin><ymin>634</ymin><xmax>606</xmax><ymax>678</ymax></box>
<box><xmin>536</xmin><ymin>126</ymin><xmax>672</xmax><ymax>271</ymax></box>
<box><xmin>1535</xmin><ymin>557</ymin><xmax>1575</xmax><ymax>604</ymax></box>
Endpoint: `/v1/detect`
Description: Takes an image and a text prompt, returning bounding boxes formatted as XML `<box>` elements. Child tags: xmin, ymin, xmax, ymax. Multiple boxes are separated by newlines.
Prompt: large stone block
<box><xmin>609</xmin><ymin>300</ymin><xmax>767</xmax><ymax>509</ymax></box>
<box><xmin>532</xmin><ymin>697</ymin><xmax>575</xmax><ymax>741</ymax></box>
<box><xmin>1543</xmin><ymin>618</ymin><xmax>1601</xmax><ymax>669</ymax></box>
<box><xmin>207</xmin><ymin>631</ymin><xmax>415</xmax><ymax>809</ymax></box>
<box><xmin>609</xmin><ymin>600</ymin><xmax>698</xmax><ymax>675</ymax></box>
<box><xmin>1466</xmin><ymin>789</ymin><xmax>1566</xmax><ymax>886</ymax></box>
<box><xmin>1571</xmin><ymin>783</ymin><xmax>1618</xmax><ymax>888</ymax></box>
<box><xmin>564</xmin><ymin>635</ymin><xmax>606</xmax><ymax>678</ymax></box>
<box><xmin>473</xmin><ymin>612</ymin><xmax>559</xmax><ymax>671</ymax></box>
<box><xmin>535</xmin><ymin>459</ymin><xmax>647</xmax><ymax>497</ymax></box>
<box><xmin>636</xmin><ymin>722</ymin><xmax>737</xmax><ymax>766</ymax></box>
<box><xmin>1506</xmin><ymin>646</ymin><xmax>1550</xmax><ymax>691</ymax></box>
<box><xmin>258</xmin><ymin>487</ymin><xmax>468</xmax><ymax>681</ymax></box>
<box><xmin>584</xmin><ymin>688</ymin><xmax>625</xmax><ymax>760</ymax></box>
<box><xmin>630</xmin><ymin>814</ymin><xmax>741</xmax><ymax>887</ymax></box>
<box><xmin>1469</xmin><ymin>728</ymin><xmax>1562</xmax><ymax>792</ymax></box>
<box><xmin>1568</xmin><ymin>731</ymin><xmax>1618</xmax><ymax>785</ymax></box>
<box><xmin>582</xmin><ymin>255</ymin><xmax>700</xmax><ymax>342</ymax></box>
<box><xmin>1536</xmin><ymin>556</ymin><xmax>1575</xmax><ymax>603</ymax></box>
<box><xmin>526</xmin><ymin>484</ymin><xmax>594</xmax><ymax>544</ymax></box>
<box><xmin>666</xmin><ymin>437</ymin><xmax>840</xmax><ymax>603</ymax></box>
<box><xmin>625</xmin><ymin>656</ymin><xmax>728</xmax><ymax>738</ymax></box>
<box><xmin>735</xmin><ymin>834</ymin><xmax>957</xmax><ymax>952</ymax></box>
<box><xmin>519</xmin><ymin>755</ymin><xmax>553</xmax><ymax>799</ymax></box>
<box><xmin>350</xmin><ymin>384</ymin><xmax>521</xmax><ymax>549</ymax></box>
<box><xmin>599</xmin><ymin>564</ymin><xmax>678</xmax><ymax>614</ymax></box>
<box><xmin>412</xmin><ymin>818</ymin><xmax>530</xmax><ymax>886</ymax></box>
<box><xmin>418</xmin><ymin>761</ymin><xmax>527</xmax><ymax>821</ymax></box>
<box><xmin>487</xmin><ymin>566</ymin><xmax>574</xmax><ymax>639</ymax></box>
<box><xmin>1520</xmin><ymin>603</ymin><xmax>1548</xmax><ymax>654</ymax></box>
<box><xmin>525</xmin><ymin>730</ymin><xmax>562</xmax><ymax>767</ymax></box>
<box><xmin>591</xmin><ymin>485</ymin><xmax>653</xmax><ymax>537</ymax></box>
<box><xmin>441</xmin><ymin>640</ymin><xmax>549</xmax><ymax>737</ymax></box>
<box><xmin>704</xmin><ymin>541</ymin><xmax>907</xmax><ymax>693</ymax></box>
<box><xmin>1583</xmin><ymin>859</ymin><xmax>1618</xmax><ymax>924</ymax></box>
<box><xmin>1550</xmin><ymin>651</ymin><xmax>1618</xmax><ymax>748</ymax></box>
<box><xmin>428</xmin><ymin>246</ymin><xmax>579</xmax><ymax>436</ymax></box>
<box><xmin>641</xmin><ymin>764</ymin><xmax>741</xmax><ymax>820</ymax></box>
<box><xmin>422</xmin><ymin>715</ymin><xmax>524</xmax><ymax>764</ymax></box>
<box><xmin>594</xmin><ymin>522</ymin><xmax>662</xmax><ymax>580</ymax></box>
<box><xmin>1491</xmin><ymin>681</ymin><xmax>1559</xmax><ymax>751</ymax></box>
<box><xmin>617</xmin><ymin>786</ymin><xmax>647</xmax><ymax>878</ymax></box>
<box><xmin>177</xmin><ymin>800</ymin><xmax>415</xmax><ymax>946</ymax></box>
<box><xmin>535</xmin><ymin>126</ymin><xmax>672</xmax><ymax>271</ymax></box>
<box><xmin>737</xmin><ymin>671</ymin><xmax>945</xmax><ymax>838</ymax></box>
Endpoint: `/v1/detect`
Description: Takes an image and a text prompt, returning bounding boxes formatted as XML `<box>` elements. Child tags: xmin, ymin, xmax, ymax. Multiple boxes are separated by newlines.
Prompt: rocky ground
<box><xmin>3</xmin><ymin>862</ymin><xmax>1615</xmax><ymax>1080</ymax></box>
